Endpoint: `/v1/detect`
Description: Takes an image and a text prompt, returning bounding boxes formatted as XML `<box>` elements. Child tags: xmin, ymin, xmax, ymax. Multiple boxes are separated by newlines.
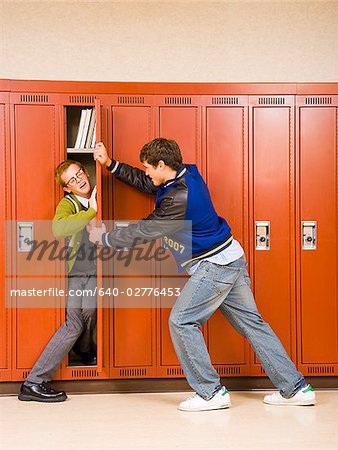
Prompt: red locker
<box><xmin>297</xmin><ymin>97</ymin><xmax>338</xmax><ymax>375</ymax></box>
<box><xmin>156</xmin><ymin>96</ymin><xmax>201</xmax><ymax>377</ymax></box>
<box><xmin>0</xmin><ymin>94</ymin><xmax>11</xmax><ymax>380</ymax></box>
<box><xmin>110</xmin><ymin>99</ymin><xmax>157</xmax><ymax>378</ymax></box>
<box><xmin>59</xmin><ymin>96</ymin><xmax>110</xmax><ymax>380</ymax></box>
<box><xmin>9</xmin><ymin>95</ymin><xmax>62</xmax><ymax>381</ymax></box>
<box><xmin>2</xmin><ymin>80</ymin><xmax>338</xmax><ymax>388</ymax></box>
<box><xmin>204</xmin><ymin>97</ymin><xmax>251</xmax><ymax>376</ymax></box>
<box><xmin>249</xmin><ymin>96</ymin><xmax>296</xmax><ymax>376</ymax></box>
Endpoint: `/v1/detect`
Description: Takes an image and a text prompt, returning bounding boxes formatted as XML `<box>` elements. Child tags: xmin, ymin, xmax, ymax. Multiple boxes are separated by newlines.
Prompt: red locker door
<box><xmin>0</xmin><ymin>94</ymin><xmax>11</xmax><ymax>380</ymax></box>
<box><xmin>205</xmin><ymin>97</ymin><xmax>251</xmax><ymax>377</ymax></box>
<box><xmin>9</xmin><ymin>95</ymin><xmax>61</xmax><ymax>381</ymax></box>
<box><xmin>59</xmin><ymin>97</ymin><xmax>110</xmax><ymax>380</ymax></box>
<box><xmin>249</xmin><ymin>96</ymin><xmax>296</xmax><ymax>376</ymax></box>
<box><xmin>297</xmin><ymin>97</ymin><xmax>338</xmax><ymax>376</ymax></box>
<box><xmin>110</xmin><ymin>99</ymin><xmax>157</xmax><ymax>378</ymax></box>
<box><xmin>156</xmin><ymin>96</ymin><xmax>201</xmax><ymax>377</ymax></box>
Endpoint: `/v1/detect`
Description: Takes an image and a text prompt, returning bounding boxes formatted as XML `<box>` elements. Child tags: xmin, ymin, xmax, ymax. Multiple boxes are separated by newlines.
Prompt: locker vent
<box><xmin>260</xmin><ymin>367</ymin><xmax>266</xmax><ymax>375</ymax></box>
<box><xmin>118</xmin><ymin>96</ymin><xmax>145</xmax><ymax>104</ymax></box>
<box><xmin>71</xmin><ymin>369</ymin><xmax>98</xmax><ymax>378</ymax></box>
<box><xmin>212</xmin><ymin>97</ymin><xmax>239</xmax><ymax>105</ymax></box>
<box><xmin>20</xmin><ymin>94</ymin><xmax>49</xmax><ymax>103</ymax></box>
<box><xmin>164</xmin><ymin>97</ymin><xmax>192</xmax><ymax>105</ymax></box>
<box><xmin>305</xmin><ymin>97</ymin><xmax>332</xmax><ymax>105</ymax></box>
<box><xmin>69</xmin><ymin>95</ymin><xmax>95</xmax><ymax>104</ymax></box>
<box><xmin>22</xmin><ymin>371</ymin><xmax>29</xmax><ymax>379</ymax></box>
<box><xmin>258</xmin><ymin>97</ymin><xmax>285</xmax><ymax>105</ymax></box>
<box><xmin>306</xmin><ymin>366</ymin><xmax>335</xmax><ymax>375</ymax></box>
<box><xmin>216</xmin><ymin>366</ymin><xmax>241</xmax><ymax>375</ymax></box>
<box><xmin>166</xmin><ymin>368</ymin><xmax>184</xmax><ymax>376</ymax></box>
<box><xmin>119</xmin><ymin>368</ymin><xmax>147</xmax><ymax>377</ymax></box>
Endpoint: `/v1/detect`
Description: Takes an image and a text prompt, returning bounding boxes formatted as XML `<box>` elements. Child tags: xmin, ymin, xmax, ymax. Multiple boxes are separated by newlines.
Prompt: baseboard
<box><xmin>1</xmin><ymin>376</ymin><xmax>338</xmax><ymax>396</ymax></box>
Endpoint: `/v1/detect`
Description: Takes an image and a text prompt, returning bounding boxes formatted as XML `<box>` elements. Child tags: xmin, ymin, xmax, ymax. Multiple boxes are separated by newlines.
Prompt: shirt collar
<box><xmin>75</xmin><ymin>194</ymin><xmax>89</xmax><ymax>209</ymax></box>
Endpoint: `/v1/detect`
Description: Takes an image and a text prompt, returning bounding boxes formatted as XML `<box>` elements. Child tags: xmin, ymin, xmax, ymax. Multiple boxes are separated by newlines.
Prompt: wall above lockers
<box><xmin>1</xmin><ymin>1</ymin><xmax>338</xmax><ymax>82</ymax></box>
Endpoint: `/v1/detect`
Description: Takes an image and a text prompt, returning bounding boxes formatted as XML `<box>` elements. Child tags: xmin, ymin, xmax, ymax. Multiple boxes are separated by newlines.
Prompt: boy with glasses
<box><xmin>18</xmin><ymin>161</ymin><xmax>97</xmax><ymax>402</ymax></box>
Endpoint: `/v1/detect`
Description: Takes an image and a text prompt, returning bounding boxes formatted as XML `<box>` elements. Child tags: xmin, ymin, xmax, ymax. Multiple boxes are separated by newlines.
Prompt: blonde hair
<box><xmin>55</xmin><ymin>160</ymin><xmax>84</xmax><ymax>187</ymax></box>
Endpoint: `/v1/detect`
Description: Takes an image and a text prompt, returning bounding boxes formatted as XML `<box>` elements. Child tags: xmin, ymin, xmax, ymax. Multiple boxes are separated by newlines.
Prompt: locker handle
<box><xmin>255</xmin><ymin>221</ymin><xmax>270</xmax><ymax>250</ymax></box>
<box><xmin>302</xmin><ymin>221</ymin><xmax>317</xmax><ymax>250</ymax></box>
<box><xmin>17</xmin><ymin>222</ymin><xmax>34</xmax><ymax>252</ymax></box>
<box><xmin>114</xmin><ymin>221</ymin><xmax>130</xmax><ymax>251</ymax></box>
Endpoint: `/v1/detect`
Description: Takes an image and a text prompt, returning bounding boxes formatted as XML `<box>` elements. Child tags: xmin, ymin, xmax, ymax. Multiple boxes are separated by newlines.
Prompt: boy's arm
<box><xmin>94</xmin><ymin>142</ymin><xmax>158</xmax><ymax>195</ymax></box>
<box><xmin>52</xmin><ymin>198</ymin><xmax>96</xmax><ymax>239</ymax></box>
<box><xmin>101</xmin><ymin>188</ymin><xmax>186</xmax><ymax>248</ymax></box>
<box><xmin>107</xmin><ymin>159</ymin><xmax>158</xmax><ymax>195</ymax></box>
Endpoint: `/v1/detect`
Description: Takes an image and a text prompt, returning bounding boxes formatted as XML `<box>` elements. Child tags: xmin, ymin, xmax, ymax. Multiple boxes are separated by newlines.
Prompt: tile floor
<box><xmin>1</xmin><ymin>390</ymin><xmax>337</xmax><ymax>449</ymax></box>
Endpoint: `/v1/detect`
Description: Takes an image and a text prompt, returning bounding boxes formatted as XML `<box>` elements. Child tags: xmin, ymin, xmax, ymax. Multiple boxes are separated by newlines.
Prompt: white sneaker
<box><xmin>178</xmin><ymin>386</ymin><xmax>231</xmax><ymax>412</ymax></box>
<box><xmin>263</xmin><ymin>384</ymin><xmax>316</xmax><ymax>406</ymax></box>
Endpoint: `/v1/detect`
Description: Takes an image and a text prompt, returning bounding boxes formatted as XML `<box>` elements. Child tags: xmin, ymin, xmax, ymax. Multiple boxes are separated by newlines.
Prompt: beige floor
<box><xmin>0</xmin><ymin>390</ymin><xmax>337</xmax><ymax>449</ymax></box>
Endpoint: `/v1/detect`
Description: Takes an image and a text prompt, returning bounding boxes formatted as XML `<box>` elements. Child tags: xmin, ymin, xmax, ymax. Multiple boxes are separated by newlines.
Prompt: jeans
<box><xmin>169</xmin><ymin>255</ymin><xmax>306</xmax><ymax>400</ymax></box>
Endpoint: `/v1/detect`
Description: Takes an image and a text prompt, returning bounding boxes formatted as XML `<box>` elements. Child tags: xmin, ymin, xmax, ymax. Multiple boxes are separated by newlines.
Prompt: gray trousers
<box><xmin>27</xmin><ymin>275</ymin><xmax>97</xmax><ymax>384</ymax></box>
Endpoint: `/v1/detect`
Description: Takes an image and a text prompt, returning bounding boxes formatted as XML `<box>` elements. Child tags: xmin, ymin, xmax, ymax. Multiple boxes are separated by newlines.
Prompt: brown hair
<box><xmin>55</xmin><ymin>160</ymin><xmax>84</xmax><ymax>187</ymax></box>
<box><xmin>140</xmin><ymin>138</ymin><xmax>183</xmax><ymax>171</ymax></box>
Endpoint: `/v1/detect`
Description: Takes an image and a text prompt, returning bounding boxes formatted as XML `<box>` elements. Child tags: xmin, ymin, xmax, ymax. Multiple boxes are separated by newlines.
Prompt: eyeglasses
<box><xmin>65</xmin><ymin>168</ymin><xmax>85</xmax><ymax>187</ymax></box>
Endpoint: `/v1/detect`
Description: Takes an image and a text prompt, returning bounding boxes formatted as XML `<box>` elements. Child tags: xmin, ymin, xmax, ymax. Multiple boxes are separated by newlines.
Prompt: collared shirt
<box><xmin>75</xmin><ymin>195</ymin><xmax>89</xmax><ymax>210</ymax></box>
<box><xmin>70</xmin><ymin>194</ymin><xmax>96</xmax><ymax>276</ymax></box>
<box><xmin>186</xmin><ymin>239</ymin><xmax>244</xmax><ymax>275</ymax></box>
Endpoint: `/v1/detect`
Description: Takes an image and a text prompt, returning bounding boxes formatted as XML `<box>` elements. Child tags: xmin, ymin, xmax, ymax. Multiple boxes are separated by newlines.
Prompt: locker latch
<box><xmin>302</xmin><ymin>221</ymin><xmax>317</xmax><ymax>250</ymax></box>
<box><xmin>114</xmin><ymin>221</ymin><xmax>130</xmax><ymax>251</ymax></box>
<box><xmin>17</xmin><ymin>222</ymin><xmax>34</xmax><ymax>252</ymax></box>
<box><xmin>255</xmin><ymin>221</ymin><xmax>270</xmax><ymax>250</ymax></box>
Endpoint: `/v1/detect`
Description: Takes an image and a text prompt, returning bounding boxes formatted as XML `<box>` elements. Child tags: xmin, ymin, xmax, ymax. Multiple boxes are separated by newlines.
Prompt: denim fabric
<box><xmin>169</xmin><ymin>255</ymin><xmax>306</xmax><ymax>400</ymax></box>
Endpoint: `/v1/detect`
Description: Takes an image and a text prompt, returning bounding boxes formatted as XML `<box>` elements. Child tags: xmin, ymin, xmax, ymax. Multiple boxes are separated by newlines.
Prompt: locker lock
<box><xmin>302</xmin><ymin>221</ymin><xmax>317</xmax><ymax>250</ymax></box>
<box><xmin>255</xmin><ymin>221</ymin><xmax>270</xmax><ymax>250</ymax></box>
<box><xmin>114</xmin><ymin>221</ymin><xmax>130</xmax><ymax>252</ymax></box>
<box><xmin>17</xmin><ymin>222</ymin><xmax>34</xmax><ymax>252</ymax></box>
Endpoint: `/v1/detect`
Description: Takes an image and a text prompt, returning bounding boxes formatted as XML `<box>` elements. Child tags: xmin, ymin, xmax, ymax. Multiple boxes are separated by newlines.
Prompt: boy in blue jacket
<box><xmin>91</xmin><ymin>138</ymin><xmax>316</xmax><ymax>411</ymax></box>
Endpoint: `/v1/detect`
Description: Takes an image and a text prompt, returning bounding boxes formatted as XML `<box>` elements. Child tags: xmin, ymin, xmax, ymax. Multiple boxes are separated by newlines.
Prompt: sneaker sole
<box><xmin>178</xmin><ymin>402</ymin><xmax>231</xmax><ymax>412</ymax></box>
<box><xmin>263</xmin><ymin>399</ymin><xmax>316</xmax><ymax>406</ymax></box>
<box><xmin>18</xmin><ymin>394</ymin><xmax>67</xmax><ymax>403</ymax></box>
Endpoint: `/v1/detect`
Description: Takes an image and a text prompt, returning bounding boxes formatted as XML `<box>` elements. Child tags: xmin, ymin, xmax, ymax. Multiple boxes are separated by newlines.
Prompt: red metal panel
<box><xmin>3</xmin><ymin>79</ymin><xmax>301</xmax><ymax>95</ymax></box>
<box><xmin>95</xmin><ymin>99</ymin><xmax>104</xmax><ymax>374</ymax></box>
<box><xmin>0</xmin><ymin>100</ymin><xmax>11</xmax><ymax>378</ymax></box>
<box><xmin>159</xmin><ymin>106</ymin><xmax>200</xmax><ymax>166</ymax></box>
<box><xmin>3</xmin><ymin>80</ymin><xmax>338</xmax><ymax>386</ymax></box>
<box><xmin>157</xmin><ymin>104</ymin><xmax>201</xmax><ymax>375</ymax></box>
<box><xmin>59</xmin><ymin>99</ymin><xmax>110</xmax><ymax>381</ymax></box>
<box><xmin>250</xmin><ymin>98</ymin><xmax>296</xmax><ymax>374</ymax></box>
<box><xmin>298</xmin><ymin>106</ymin><xmax>338</xmax><ymax>368</ymax></box>
<box><xmin>11</xmin><ymin>103</ymin><xmax>59</xmax><ymax>377</ymax></box>
<box><xmin>111</xmin><ymin>105</ymin><xmax>156</xmax><ymax>376</ymax></box>
<box><xmin>205</xmin><ymin>106</ymin><xmax>250</xmax><ymax>375</ymax></box>
<box><xmin>0</xmin><ymin>103</ymin><xmax>7</xmax><ymax>368</ymax></box>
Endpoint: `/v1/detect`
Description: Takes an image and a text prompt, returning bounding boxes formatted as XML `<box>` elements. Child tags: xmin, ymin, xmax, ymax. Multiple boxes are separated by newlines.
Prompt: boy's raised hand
<box><xmin>89</xmin><ymin>186</ymin><xmax>97</xmax><ymax>211</ymax></box>
<box><xmin>94</xmin><ymin>142</ymin><xmax>112</xmax><ymax>167</ymax></box>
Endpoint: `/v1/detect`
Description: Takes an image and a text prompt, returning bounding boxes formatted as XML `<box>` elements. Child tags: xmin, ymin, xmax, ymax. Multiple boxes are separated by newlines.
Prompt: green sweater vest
<box><xmin>52</xmin><ymin>193</ymin><xmax>97</xmax><ymax>273</ymax></box>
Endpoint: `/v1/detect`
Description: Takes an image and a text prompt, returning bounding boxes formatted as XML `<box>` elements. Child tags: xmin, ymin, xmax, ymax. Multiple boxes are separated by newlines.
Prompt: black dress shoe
<box><xmin>18</xmin><ymin>381</ymin><xmax>67</xmax><ymax>403</ymax></box>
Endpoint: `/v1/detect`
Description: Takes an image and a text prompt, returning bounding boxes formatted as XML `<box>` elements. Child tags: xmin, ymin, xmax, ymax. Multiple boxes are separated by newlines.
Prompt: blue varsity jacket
<box><xmin>102</xmin><ymin>160</ymin><xmax>233</xmax><ymax>272</ymax></box>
